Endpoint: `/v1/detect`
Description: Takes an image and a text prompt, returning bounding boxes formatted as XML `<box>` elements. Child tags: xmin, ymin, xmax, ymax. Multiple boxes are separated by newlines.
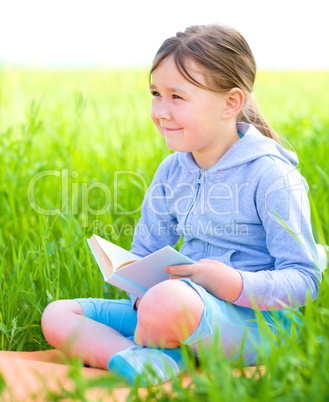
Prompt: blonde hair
<box><xmin>150</xmin><ymin>24</ymin><xmax>280</xmax><ymax>144</ymax></box>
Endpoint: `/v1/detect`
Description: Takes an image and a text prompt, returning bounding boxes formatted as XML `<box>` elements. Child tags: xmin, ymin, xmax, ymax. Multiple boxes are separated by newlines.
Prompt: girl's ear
<box><xmin>223</xmin><ymin>88</ymin><xmax>244</xmax><ymax>119</ymax></box>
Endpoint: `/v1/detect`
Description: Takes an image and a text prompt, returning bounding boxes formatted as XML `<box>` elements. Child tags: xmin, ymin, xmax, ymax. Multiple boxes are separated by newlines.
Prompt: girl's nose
<box><xmin>155</xmin><ymin>100</ymin><xmax>172</xmax><ymax>120</ymax></box>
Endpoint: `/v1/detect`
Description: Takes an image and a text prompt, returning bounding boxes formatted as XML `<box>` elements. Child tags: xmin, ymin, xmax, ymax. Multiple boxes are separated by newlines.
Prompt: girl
<box><xmin>41</xmin><ymin>24</ymin><xmax>322</xmax><ymax>385</ymax></box>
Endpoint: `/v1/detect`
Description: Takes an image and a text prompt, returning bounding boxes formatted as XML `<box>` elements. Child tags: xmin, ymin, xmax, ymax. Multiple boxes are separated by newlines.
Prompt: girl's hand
<box><xmin>165</xmin><ymin>259</ymin><xmax>210</xmax><ymax>287</ymax></box>
<box><xmin>164</xmin><ymin>259</ymin><xmax>243</xmax><ymax>302</ymax></box>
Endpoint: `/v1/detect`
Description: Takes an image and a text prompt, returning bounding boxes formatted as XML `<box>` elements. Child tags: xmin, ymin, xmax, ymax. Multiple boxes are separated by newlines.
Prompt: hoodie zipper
<box><xmin>183</xmin><ymin>169</ymin><xmax>203</xmax><ymax>235</ymax></box>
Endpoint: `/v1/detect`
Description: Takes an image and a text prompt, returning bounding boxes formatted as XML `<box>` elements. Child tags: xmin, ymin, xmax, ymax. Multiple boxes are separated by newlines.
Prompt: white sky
<box><xmin>1</xmin><ymin>0</ymin><xmax>328</xmax><ymax>70</ymax></box>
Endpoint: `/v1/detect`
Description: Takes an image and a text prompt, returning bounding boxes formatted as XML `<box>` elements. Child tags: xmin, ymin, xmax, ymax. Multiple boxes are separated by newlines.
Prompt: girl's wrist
<box><xmin>201</xmin><ymin>260</ymin><xmax>243</xmax><ymax>302</ymax></box>
<box><xmin>228</xmin><ymin>269</ymin><xmax>243</xmax><ymax>302</ymax></box>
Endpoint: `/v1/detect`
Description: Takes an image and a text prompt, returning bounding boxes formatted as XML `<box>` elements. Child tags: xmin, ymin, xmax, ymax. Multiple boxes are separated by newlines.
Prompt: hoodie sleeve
<box><xmin>127</xmin><ymin>155</ymin><xmax>181</xmax><ymax>309</ymax></box>
<box><xmin>233</xmin><ymin>162</ymin><xmax>322</xmax><ymax>310</ymax></box>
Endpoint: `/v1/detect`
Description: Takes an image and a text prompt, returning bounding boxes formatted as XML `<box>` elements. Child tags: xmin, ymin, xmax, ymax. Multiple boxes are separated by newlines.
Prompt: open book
<box><xmin>87</xmin><ymin>234</ymin><xmax>195</xmax><ymax>298</ymax></box>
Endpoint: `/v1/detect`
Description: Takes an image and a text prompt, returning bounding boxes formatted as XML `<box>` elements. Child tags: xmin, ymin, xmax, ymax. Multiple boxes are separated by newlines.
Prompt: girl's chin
<box><xmin>165</xmin><ymin>141</ymin><xmax>191</xmax><ymax>153</ymax></box>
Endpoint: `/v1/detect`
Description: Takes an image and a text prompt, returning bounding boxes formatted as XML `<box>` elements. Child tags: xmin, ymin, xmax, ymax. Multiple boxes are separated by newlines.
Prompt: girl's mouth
<box><xmin>164</xmin><ymin>128</ymin><xmax>182</xmax><ymax>133</ymax></box>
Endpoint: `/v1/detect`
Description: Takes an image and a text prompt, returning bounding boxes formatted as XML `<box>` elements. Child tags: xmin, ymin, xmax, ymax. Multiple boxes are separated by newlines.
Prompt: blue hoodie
<box><xmin>129</xmin><ymin>122</ymin><xmax>321</xmax><ymax>311</ymax></box>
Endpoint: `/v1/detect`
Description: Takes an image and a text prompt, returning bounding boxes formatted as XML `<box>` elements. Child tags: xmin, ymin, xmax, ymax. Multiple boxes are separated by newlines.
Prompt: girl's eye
<box><xmin>150</xmin><ymin>91</ymin><xmax>182</xmax><ymax>100</ymax></box>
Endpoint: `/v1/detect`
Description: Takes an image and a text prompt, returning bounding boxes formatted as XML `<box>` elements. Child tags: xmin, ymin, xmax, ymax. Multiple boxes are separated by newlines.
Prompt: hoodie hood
<box><xmin>177</xmin><ymin>122</ymin><xmax>299</xmax><ymax>172</ymax></box>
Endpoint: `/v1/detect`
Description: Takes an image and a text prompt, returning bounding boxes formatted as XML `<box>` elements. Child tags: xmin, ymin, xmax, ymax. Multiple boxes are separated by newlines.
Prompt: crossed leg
<box><xmin>41</xmin><ymin>280</ymin><xmax>204</xmax><ymax>369</ymax></box>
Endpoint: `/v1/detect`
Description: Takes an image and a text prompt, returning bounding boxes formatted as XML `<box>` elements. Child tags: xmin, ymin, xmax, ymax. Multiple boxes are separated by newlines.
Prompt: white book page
<box><xmin>93</xmin><ymin>235</ymin><xmax>140</xmax><ymax>271</ymax></box>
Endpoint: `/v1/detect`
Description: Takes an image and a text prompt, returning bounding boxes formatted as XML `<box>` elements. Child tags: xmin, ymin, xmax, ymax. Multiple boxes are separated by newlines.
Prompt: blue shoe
<box><xmin>108</xmin><ymin>345</ymin><xmax>186</xmax><ymax>386</ymax></box>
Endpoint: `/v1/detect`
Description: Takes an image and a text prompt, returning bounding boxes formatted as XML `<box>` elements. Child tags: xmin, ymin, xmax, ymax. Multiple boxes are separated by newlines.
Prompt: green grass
<box><xmin>0</xmin><ymin>66</ymin><xmax>329</xmax><ymax>400</ymax></box>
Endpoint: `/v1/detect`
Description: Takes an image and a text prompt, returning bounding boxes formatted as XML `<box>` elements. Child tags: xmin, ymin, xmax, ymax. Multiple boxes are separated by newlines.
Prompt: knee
<box><xmin>41</xmin><ymin>300</ymin><xmax>83</xmax><ymax>347</ymax></box>
<box><xmin>137</xmin><ymin>280</ymin><xmax>204</xmax><ymax>335</ymax></box>
<box><xmin>41</xmin><ymin>299</ymin><xmax>83</xmax><ymax>327</ymax></box>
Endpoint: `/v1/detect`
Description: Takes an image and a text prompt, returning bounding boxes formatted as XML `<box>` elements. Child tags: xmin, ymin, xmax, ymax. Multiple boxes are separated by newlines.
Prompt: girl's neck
<box><xmin>192</xmin><ymin>126</ymin><xmax>241</xmax><ymax>171</ymax></box>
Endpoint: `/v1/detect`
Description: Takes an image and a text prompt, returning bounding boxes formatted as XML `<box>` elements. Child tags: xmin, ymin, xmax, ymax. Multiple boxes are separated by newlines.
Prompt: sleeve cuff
<box><xmin>231</xmin><ymin>270</ymin><xmax>266</xmax><ymax>309</ymax></box>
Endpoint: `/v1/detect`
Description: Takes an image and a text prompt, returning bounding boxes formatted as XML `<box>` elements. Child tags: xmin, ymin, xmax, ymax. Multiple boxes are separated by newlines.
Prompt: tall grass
<box><xmin>0</xmin><ymin>66</ymin><xmax>328</xmax><ymax>400</ymax></box>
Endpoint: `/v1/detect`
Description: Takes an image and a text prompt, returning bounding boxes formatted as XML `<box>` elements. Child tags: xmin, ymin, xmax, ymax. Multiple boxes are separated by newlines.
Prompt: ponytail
<box><xmin>239</xmin><ymin>93</ymin><xmax>281</xmax><ymax>144</ymax></box>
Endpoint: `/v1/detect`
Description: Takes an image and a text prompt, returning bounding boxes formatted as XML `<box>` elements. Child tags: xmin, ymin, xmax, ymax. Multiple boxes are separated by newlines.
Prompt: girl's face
<box><xmin>150</xmin><ymin>55</ymin><xmax>235</xmax><ymax>164</ymax></box>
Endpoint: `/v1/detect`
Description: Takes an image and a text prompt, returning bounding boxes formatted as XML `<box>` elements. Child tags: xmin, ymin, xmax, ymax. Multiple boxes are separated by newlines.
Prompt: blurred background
<box><xmin>0</xmin><ymin>0</ymin><xmax>328</xmax><ymax>371</ymax></box>
<box><xmin>1</xmin><ymin>0</ymin><xmax>329</xmax><ymax>70</ymax></box>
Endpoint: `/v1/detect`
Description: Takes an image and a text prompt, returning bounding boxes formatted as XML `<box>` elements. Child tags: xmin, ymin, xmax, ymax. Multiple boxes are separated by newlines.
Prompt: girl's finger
<box><xmin>169</xmin><ymin>275</ymin><xmax>191</xmax><ymax>280</ymax></box>
<box><xmin>165</xmin><ymin>264</ymin><xmax>193</xmax><ymax>274</ymax></box>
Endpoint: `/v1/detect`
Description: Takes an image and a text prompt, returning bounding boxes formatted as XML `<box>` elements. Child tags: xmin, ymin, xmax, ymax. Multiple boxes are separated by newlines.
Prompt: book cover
<box><xmin>87</xmin><ymin>235</ymin><xmax>196</xmax><ymax>298</ymax></box>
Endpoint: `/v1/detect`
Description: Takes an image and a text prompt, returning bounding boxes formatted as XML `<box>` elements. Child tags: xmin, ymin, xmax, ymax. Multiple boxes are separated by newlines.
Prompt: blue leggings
<box><xmin>76</xmin><ymin>278</ymin><xmax>295</xmax><ymax>366</ymax></box>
